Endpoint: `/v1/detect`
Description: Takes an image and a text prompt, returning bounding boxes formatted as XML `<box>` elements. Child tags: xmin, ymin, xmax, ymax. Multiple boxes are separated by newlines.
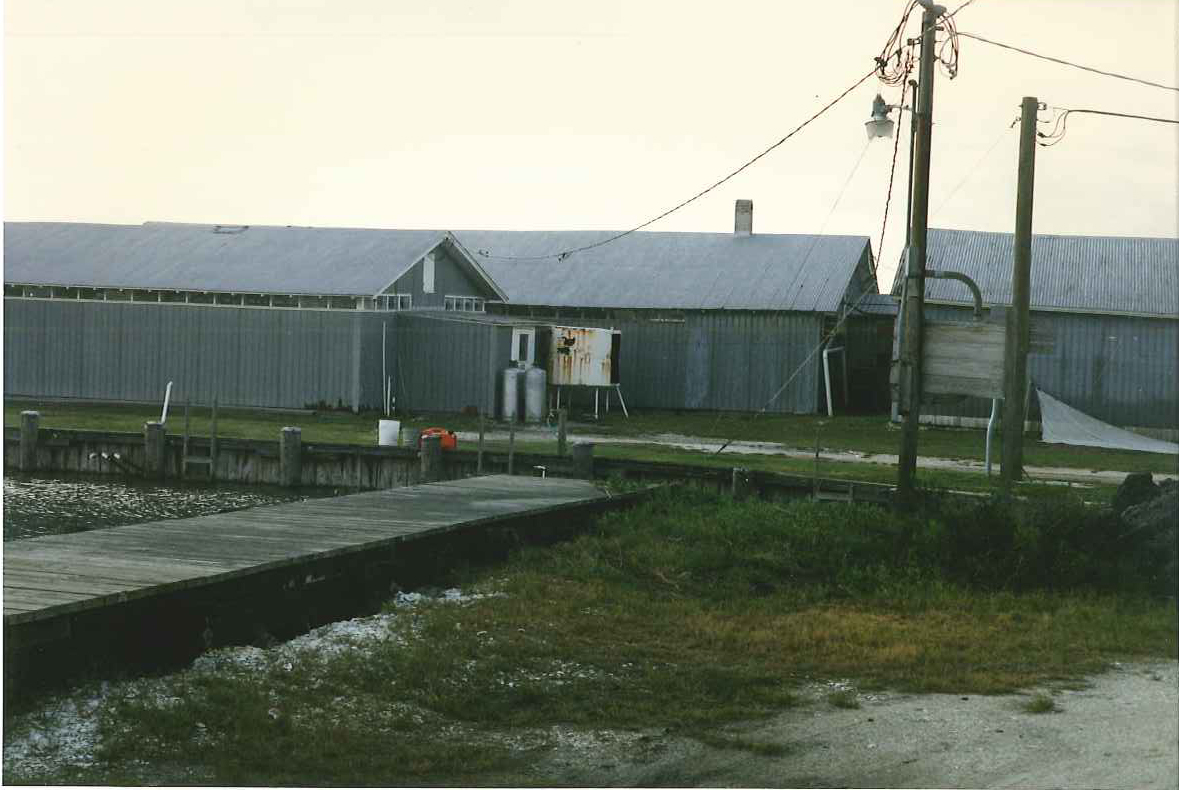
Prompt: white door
<box><xmin>511</xmin><ymin>328</ymin><xmax>536</xmax><ymax>365</ymax></box>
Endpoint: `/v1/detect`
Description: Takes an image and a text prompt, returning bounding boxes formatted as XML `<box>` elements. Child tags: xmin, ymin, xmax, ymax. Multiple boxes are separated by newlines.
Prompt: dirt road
<box><xmin>529</xmin><ymin>660</ymin><xmax>1179</xmax><ymax>788</ymax></box>
<box><xmin>456</xmin><ymin>429</ymin><xmax>1178</xmax><ymax>486</ymax></box>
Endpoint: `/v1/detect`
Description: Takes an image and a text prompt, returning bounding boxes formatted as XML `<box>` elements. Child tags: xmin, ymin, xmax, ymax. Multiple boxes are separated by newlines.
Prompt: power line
<box><xmin>956</xmin><ymin>30</ymin><xmax>1179</xmax><ymax>93</ymax></box>
<box><xmin>930</xmin><ymin>123</ymin><xmax>1013</xmax><ymax>217</ymax></box>
<box><xmin>475</xmin><ymin>68</ymin><xmax>876</xmax><ymax>262</ymax></box>
<box><xmin>1038</xmin><ymin>106</ymin><xmax>1179</xmax><ymax>147</ymax></box>
<box><xmin>875</xmin><ymin>78</ymin><xmax>910</xmax><ymax>277</ymax></box>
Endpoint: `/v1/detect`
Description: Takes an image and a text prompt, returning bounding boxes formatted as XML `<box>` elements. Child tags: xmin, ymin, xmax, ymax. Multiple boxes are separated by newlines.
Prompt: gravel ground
<box><xmin>6</xmin><ymin>599</ymin><xmax>1175</xmax><ymax>790</ymax></box>
<box><xmin>527</xmin><ymin>660</ymin><xmax>1179</xmax><ymax>789</ymax></box>
<box><xmin>454</xmin><ymin>429</ymin><xmax>1177</xmax><ymax>485</ymax></box>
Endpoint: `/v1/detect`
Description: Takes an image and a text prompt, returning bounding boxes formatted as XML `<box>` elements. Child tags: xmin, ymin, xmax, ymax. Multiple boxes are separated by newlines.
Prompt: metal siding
<box><xmin>917</xmin><ymin>304</ymin><xmax>1178</xmax><ymax>430</ymax></box>
<box><xmin>394</xmin><ymin>313</ymin><xmax>500</xmax><ymax>414</ymax></box>
<box><xmin>558</xmin><ymin>312</ymin><xmax>822</xmax><ymax>413</ymax></box>
<box><xmin>2</xmin><ymin>299</ymin><xmax>372</xmax><ymax>410</ymax></box>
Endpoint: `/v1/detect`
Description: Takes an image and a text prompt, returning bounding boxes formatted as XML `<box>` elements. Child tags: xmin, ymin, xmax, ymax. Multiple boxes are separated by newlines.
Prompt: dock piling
<box><xmin>19</xmin><ymin>411</ymin><xmax>40</xmax><ymax>472</ymax></box>
<box><xmin>144</xmin><ymin>421</ymin><xmax>166</xmax><ymax>479</ymax></box>
<box><xmin>421</xmin><ymin>434</ymin><xmax>443</xmax><ymax>482</ymax></box>
<box><xmin>572</xmin><ymin>442</ymin><xmax>595</xmax><ymax>479</ymax></box>
<box><xmin>280</xmin><ymin>427</ymin><xmax>303</xmax><ymax>487</ymax></box>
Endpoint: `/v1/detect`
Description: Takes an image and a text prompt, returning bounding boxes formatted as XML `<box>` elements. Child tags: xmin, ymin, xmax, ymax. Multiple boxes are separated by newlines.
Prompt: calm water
<box><xmin>3</xmin><ymin>473</ymin><xmax>314</xmax><ymax>541</ymax></box>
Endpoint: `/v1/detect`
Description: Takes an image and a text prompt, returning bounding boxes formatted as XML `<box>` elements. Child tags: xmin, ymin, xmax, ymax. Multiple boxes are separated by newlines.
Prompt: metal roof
<box><xmin>4</xmin><ymin>221</ymin><xmax>871</xmax><ymax>312</ymax></box>
<box><xmin>890</xmin><ymin>228</ymin><xmax>1178</xmax><ymax>319</ymax></box>
<box><xmin>460</xmin><ymin>230</ymin><xmax>871</xmax><ymax>312</ymax></box>
<box><xmin>2</xmin><ymin>222</ymin><xmax>447</xmax><ymax>297</ymax></box>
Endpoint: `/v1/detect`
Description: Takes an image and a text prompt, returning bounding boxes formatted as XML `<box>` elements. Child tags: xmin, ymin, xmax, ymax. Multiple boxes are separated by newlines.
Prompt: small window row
<box><xmin>443</xmin><ymin>295</ymin><xmax>486</xmax><ymax>313</ymax></box>
<box><xmin>4</xmin><ymin>285</ymin><xmax>366</xmax><ymax>310</ymax></box>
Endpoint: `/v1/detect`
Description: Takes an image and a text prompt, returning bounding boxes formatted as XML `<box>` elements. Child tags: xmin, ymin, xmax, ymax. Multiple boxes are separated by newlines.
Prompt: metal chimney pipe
<box><xmin>734</xmin><ymin>200</ymin><xmax>753</xmax><ymax>235</ymax></box>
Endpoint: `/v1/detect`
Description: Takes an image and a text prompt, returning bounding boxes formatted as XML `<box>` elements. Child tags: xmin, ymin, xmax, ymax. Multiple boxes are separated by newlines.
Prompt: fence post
<box><xmin>572</xmin><ymin>442</ymin><xmax>595</xmax><ymax>479</ymax></box>
<box><xmin>19</xmin><ymin>411</ymin><xmax>40</xmax><ymax>472</ymax></box>
<box><xmin>557</xmin><ymin>408</ymin><xmax>568</xmax><ymax>456</ymax></box>
<box><xmin>507</xmin><ymin>422</ymin><xmax>516</xmax><ymax>476</ymax></box>
<box><xmin>421</xmin><ymin>434</ymin><xmax>443</xmax><ymax>483</ymax></box>
<box><xmin>280</xmin><ymin>427</ymin><xmax>302</xmax><ymax>487</ymax></box>
<box><xmin>477</xmin><ymin>412</ymin><xmax>485</xmax><ymax>474</ymax></box>
<box><xmin>144</xmin><ymin>421</ymin><xmax>166</xmax><ymax>479</ymax></box>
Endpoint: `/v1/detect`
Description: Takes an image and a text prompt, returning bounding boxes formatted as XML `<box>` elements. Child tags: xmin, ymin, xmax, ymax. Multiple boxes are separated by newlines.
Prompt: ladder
<box><xmin>181</xmin><ymin>398</ymin><xmax>218</xmax><ymax>481</ymax></box>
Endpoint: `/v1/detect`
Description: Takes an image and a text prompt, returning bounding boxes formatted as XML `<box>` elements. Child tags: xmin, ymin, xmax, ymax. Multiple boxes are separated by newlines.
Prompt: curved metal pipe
<box><xmin>924</xmin><ymin>269</ymin><xmax>984</xmax><ymax>317</ymax></box>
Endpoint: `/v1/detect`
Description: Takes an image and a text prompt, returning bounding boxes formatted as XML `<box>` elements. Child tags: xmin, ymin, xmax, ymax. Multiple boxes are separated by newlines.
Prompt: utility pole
<box><xmin>896</xmin><ymin>0</ymin><xmax>943</xmax><ymax>504</ymax></box>
<box><xmin>1001</xmin><ymin>96</ymin><xmax>1038</xmax><ymax>488</ymax></box>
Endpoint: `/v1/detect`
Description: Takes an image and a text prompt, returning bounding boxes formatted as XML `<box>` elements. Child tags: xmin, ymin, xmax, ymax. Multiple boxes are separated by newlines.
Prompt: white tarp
<box><xmin>1038</xmin><ymin>389</ymin><xmax>1179</xmax><ymax>456</ymax></box>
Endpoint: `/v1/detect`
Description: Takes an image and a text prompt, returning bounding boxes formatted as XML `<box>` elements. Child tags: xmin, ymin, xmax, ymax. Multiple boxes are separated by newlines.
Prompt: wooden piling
<box><xmin>280</xmin><ymin>427</ymin><xmax>302</xmax><ymax>487</ymax></box>
<box><xmin>19</xmin><ymin>411</ymin><xmax>40</xmax><ymax>472</ymax></box>
<box><xmin>572</xmin><ymin>442</ymin><xmax>595</xmax><ymax>479</ymax></box>
<box><xmin>421</xmin><ymin>434</ymin><xmax>443</xmax><ymax>482</ymax></box>
<box><xmin>144</xmin><ymin>421</ymin><xmax>166</xmax><ymax>479</ymax></box>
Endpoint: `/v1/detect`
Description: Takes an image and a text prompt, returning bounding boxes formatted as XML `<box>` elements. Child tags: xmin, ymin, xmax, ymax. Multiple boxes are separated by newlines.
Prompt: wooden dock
<box><xmin>3</xmin><ymin>475</ymin><xmax>629</xmax><ymax>654</ymax></box>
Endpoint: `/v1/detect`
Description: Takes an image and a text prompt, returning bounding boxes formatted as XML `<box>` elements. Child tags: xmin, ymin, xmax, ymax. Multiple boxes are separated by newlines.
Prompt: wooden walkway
<box><xmin>3</xmin><ymin>475</ymin><xmax>611</xmax><ymax>640</ymax></box>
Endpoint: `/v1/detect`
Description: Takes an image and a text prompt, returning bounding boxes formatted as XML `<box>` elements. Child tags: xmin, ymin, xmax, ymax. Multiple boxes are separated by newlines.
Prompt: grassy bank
<box><xmin>7</xmin><ymin>488</ymin><xmax>1174</xmax><ymax>786</ymax></box>
<box><xmin>6</xmin><ymin>399</ymin><xmax>1174</xmax><ymax>481</ymax></box>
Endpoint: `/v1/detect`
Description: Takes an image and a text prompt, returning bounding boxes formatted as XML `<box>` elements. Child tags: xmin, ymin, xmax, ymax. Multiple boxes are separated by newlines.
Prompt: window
<box><xmin>243</xmin><ymin>293</ymin><xmax>270</xmax><ymax>307</ymax></box>
<box><xmin>271</xmin><ymin>294</ymin><xmax>299</xmax><ymax>308</ymax></box>
<box><xmin>188</xmin><ymin>292</ymin><xmax>215</xmax><ymax>304</ymax></box>
<box><xmin>328</xmin><ymin>296</ymin><xmax>357</xmax><ymax>310</ymax></box>
<box><xmin>105</xmin><ymin>289</ymin><xmax>131</xmax><ymax>302</ymax></box>
<box><xmin>215</xmin><ymin>293</ymin><xmax>243</xmax><ymax>306</ymax></box>
<box><xmin>444</xmin><ymin>295</ymin><xmax>485</xmax><ymax>313</ymax></box>
<box><xmin>379</xmin><ymin>294</ymin><xmax>411</xmax><ymax>311</ymax></box>
<box><xmin>422</xmin><ymin>252</ymin><xmax>435</xmax><ymax>294</ymax></box>
<box><xmin>4</xmin><ymin>284</ymin><xmax>24</xmax><ymax>297</ymax></box>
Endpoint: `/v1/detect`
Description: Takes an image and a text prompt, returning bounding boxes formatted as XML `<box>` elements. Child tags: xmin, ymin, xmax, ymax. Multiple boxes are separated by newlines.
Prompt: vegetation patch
<box><xmin>5</xmin><ymin>488</ymin><xmax>1175</xmax><ymax>785</ymax></box>
<box><xmin>827</xmin><ymin>689</ymin><xmax>862</xmax><ymax>709</ymax></box>
<box><xmin>1022</xmin><ymin>693</ymin><xmax>1059</xmax><ymax>714</ymax></box>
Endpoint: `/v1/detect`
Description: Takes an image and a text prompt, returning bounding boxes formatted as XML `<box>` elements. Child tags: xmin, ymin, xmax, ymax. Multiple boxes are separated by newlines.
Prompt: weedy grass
<box><xmin>827</xmin><ymin>689</ymin><xmax>862</xmax><ymax>709</ymax></box>
<box><xmin>1022</xmin><ymin>693</ymin><xmax>1059</xmax><ymax>714</ymax></box>
<box><xmin>11</xmin><ymin>488</ymin><xmax>1177</xmax><ymax>786</ymax></box>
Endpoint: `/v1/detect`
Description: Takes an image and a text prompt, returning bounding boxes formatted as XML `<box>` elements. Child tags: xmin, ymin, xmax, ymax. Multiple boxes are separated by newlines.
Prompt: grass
<box><xmin>1022</xmin><ymin>693</ymin><xmax>1059</xmax><ymax>714</ymax></box>
<box><xmin>827</xmin><ymin>689</ymin><xmax>861</xmax><ymax>709</ymax></box>
<box><xmin>6</xmin><ymin>399</ymin><xmax>1172</xmax><ymax>503</ymax></box>
<box><xmin>7</xmin><ymin>488</ymin><xmax>1175</xmax><ymax>786</ymax></box>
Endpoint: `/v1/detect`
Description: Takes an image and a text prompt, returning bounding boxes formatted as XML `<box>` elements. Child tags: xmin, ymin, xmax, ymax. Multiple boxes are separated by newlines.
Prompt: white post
<box><xmin>160</xmin><ymin>381</ymin><xmax>173</xmax><ymax>424</ymax></box>
<box><xmin>986</xmin><ymin>398</ymin><xmax>999</xmax><ymax>476</ymax></box>
<box><xmin>822</xmin><ymin>347</ymin><xmax>835</xmax><ymax>418</ymax></box>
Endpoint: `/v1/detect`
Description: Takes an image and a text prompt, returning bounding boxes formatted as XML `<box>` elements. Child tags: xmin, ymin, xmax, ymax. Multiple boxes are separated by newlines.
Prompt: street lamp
<box><xmin>865</xmin><ymin>94</ymin><xmax>896</xmax><ymax>139</ymax></box>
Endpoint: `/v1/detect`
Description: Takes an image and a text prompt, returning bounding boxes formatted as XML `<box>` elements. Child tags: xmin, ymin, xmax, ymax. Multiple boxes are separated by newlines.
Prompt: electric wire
<box><xmin>956</xmin><ymin>30</ymin><xmax>1179</xmax><ymax>93</ymax></box>
<box><xmin>476</xmin><ymin>68</ymin><xmax>877</xmax><ymax>262</ymax></box>
<box><xmin>1037</xmin><ymin>106</ymin><xmax>1179</xmax><ymax>147</ymax></box>
<box><xmin>701</xmin><ymin>135</ymin><xmax>875</xmax><ymax>443</ymax></box>
<box><xmin>930</xmin><ymin>123</ymin><xmax>1014</xmax><ymax>218</ymax></box>
<box><xmin>875</xmin><ymin>75</ymin><xmax>911</xmax><ymax>276</ymax></box>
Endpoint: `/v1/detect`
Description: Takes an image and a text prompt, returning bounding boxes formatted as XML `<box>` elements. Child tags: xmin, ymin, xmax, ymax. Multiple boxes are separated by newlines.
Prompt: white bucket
<box><xmin>378</xmin><ymin>419</ymin><xmax>401</xmax><ymax>446</ymax></box>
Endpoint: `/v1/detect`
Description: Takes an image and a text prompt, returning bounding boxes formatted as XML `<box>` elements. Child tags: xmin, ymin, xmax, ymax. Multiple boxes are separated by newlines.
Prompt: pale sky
<box><xmin>4</xmin><ymin>0</ymin><xmax>1177</xmax><ymax>288</ymax></box>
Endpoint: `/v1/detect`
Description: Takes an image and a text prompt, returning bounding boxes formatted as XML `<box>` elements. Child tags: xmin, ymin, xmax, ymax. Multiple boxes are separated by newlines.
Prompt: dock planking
<box><xmin>3</xmin><ymin>475</ymin><xmax>613</xmax><ymax>631</ymax></box>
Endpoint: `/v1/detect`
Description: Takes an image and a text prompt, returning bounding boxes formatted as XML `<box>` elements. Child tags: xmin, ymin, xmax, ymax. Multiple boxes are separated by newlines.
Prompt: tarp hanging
<box><xmin>1038</xmin><ymin>389</ymin><xmax>1179</xmax><ymax>456</ymax></box>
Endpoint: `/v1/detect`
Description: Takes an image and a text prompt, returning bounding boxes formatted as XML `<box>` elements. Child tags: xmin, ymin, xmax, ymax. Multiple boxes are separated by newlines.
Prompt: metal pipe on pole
<box><xmin>896</xmin><ymin>0</ymin><xmax>943</xmax><ymax>504</ymax></box>
<box><xmin>1001</xmin><ymin>96</ymin><xmax>1039</xmax><ymax>488</ymax></box>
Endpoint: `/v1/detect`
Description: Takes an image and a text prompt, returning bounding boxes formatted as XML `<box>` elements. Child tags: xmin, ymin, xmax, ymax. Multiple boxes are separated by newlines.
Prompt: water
<box><xmin>3</xmin><ymin>473</ymin><xmax>315</xmax><ymax>542</ymax></box>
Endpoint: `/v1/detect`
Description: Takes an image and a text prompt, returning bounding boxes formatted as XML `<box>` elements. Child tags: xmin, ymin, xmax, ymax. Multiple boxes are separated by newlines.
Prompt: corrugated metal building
<box><xmin>4</xmin><ymin>205</ymin><xmax>883</xmax><ymax>415</ymax></box>
<box><xmin>891</xmin><ymin>228</ymin><xmax>1179</xmax><ymax>437</ymax></box>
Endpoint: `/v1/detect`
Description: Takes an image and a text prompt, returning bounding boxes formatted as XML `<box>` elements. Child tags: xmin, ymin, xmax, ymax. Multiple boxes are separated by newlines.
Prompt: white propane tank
<box><xmin>378</xmin><ymin>419</ymin><xmax>401</xmax><ymax>446</ymax></box>
<box><xmin>502</xmin><ymin>367</ymin><xmax>522</xmax><ymax>422</ymax></box>
<box><xmin>524</xmin><ymin>366</ymin><xmax>547</xmax><ymax>423</ymax></box>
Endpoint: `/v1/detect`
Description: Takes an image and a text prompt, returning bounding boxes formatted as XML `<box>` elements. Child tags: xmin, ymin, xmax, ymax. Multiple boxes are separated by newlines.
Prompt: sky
<box><xmin>4</xmin><ymin>0</ymin><xmax>1177</xmax><ymax>289</ymax></box>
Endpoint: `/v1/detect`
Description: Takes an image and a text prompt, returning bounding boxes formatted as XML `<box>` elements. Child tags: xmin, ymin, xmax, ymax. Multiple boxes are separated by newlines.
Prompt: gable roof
<box><xmin>891</xmin><ymin>228</ymin><xmax>1178</xmax><ymax>319</ymax></box>
<box><xmin>456</xmin><ymin>230</ymin><xmax>872</xmax><ymax>312</ymax></box>
<box><xmin>2</xmin><ymin>222</ymin><xmax>506</xmax><ymax>299</ymax></box>
<box><xmin>4</xmin><ymin>221</ymin><xmax>872</xmax><ymax>312</ymax></box>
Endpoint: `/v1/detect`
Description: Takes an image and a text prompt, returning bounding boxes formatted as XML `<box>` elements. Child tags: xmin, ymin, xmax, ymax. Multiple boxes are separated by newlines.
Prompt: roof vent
<box><xmin>734</xmin><ymin>200</ymin><xmax>753</xmax><ymax>236</ymax></box>
<box><xmin>213</xmin><ymin>225</ymin><xmax>249</xmax><ymax>234</ymax></box>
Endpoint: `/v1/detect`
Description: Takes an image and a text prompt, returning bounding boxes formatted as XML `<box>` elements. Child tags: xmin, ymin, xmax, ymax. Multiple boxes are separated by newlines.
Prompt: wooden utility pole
<box><xmin>896</xmin><ymin>0</ymin><xmax>942</xmax><ymax>504</ymax></box>
<box><xmin>1002</xmin><ymin>96</ymin><xmax>1038</xmax><ymax>488</ymax></box>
